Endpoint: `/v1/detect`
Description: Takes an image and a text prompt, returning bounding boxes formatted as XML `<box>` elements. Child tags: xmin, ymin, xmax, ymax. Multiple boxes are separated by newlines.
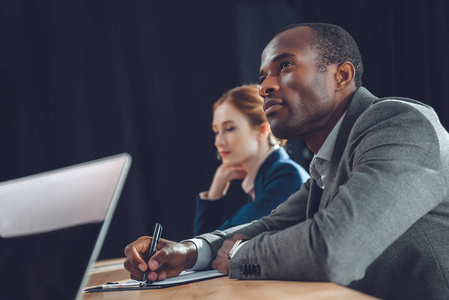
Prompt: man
<box><xmin>124</xmin><ymin>23</ymin><xmax>449</xmax><ymax>300</ymax></box>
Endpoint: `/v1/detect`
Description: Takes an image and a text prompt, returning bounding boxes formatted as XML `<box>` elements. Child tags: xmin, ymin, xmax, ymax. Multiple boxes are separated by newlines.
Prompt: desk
<box><xmin>82</xmin><ymin>258</ymin><xmax>378</xmax><ymax>300</ymax></box>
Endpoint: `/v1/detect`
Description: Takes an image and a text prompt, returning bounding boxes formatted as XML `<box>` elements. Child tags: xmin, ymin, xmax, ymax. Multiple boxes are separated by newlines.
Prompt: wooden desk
<box><xmin>82</xmin><ymin>258</ymin><xmax>378</xmax><ymax>300</ymax></box>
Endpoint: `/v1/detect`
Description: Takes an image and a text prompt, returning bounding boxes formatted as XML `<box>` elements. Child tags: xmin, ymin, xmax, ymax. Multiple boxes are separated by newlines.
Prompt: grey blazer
<box><xmin>197</xmin><ymin>87</ymin><xmax>449</xmax><ymax>300</ymax></box>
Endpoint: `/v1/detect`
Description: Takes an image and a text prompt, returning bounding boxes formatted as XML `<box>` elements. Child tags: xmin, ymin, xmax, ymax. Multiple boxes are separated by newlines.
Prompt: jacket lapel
<box><xmin>319</xmin><ymin>87</ymin><xmax>378</xmax><ymax>209</ymax></box>
<box><xmin>306</xmin><ymin>179</ymin><xmax>323</xmax><ymax>218</ymax></box>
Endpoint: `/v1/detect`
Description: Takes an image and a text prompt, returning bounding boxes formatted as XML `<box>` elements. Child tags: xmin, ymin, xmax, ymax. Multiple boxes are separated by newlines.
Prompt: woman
<box><xmin>194</xmin><ymin>84</ymin><xmax>309</xmax><ymax>235</ymax></box>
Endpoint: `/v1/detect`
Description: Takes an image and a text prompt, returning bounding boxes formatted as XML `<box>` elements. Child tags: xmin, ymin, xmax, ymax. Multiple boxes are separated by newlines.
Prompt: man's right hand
<box><xmin>123</xmin><ymin>236</ymin><xmax>198</xmax><ymax>281</ymax></box>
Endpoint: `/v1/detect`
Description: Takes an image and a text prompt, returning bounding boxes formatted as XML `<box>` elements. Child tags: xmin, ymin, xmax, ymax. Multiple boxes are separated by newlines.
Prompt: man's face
<box><xmin>259</xmin><ymin>26</ymin><xmax>338</xmax><ymax>140</ymax></box>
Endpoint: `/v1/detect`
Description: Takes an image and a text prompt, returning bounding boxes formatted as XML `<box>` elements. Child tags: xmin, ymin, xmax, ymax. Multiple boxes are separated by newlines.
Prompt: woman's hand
<box><xmin>206</xmin><ymin>164</ymin><xmax>247</xmax><ymax>200</ymax></box>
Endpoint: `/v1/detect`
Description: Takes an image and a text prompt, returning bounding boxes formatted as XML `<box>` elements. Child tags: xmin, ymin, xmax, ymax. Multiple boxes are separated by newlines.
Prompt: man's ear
<box><xmin>335</xmin><ymin>62</ymin><xmax>355</xmax><ymax>90</ymax></box>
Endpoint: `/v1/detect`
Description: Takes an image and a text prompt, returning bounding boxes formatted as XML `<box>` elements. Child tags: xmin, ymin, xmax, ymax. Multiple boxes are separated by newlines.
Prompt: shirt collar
<box><xmin>309</xmin><ymin>112</ymin><xmax>346</xmax><ymax>188</ymax></box>
<box><xmin>315</xmin><ymin>112</ymin><xmax>346</xmax><ymax>161</ymax></box>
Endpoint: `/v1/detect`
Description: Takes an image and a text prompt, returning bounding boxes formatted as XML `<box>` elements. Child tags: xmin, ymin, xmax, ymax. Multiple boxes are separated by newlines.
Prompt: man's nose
<box><xmin>259</xmin><ymin>75</ymin><xmax>280</xmax><ymax>97</ymax></box>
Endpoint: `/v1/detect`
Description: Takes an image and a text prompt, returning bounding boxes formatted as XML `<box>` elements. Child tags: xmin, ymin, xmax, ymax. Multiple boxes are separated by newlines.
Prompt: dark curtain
<box><xmin>1</xmin><ymin>0</ymin><xmax>448</xmax><ymax>259</ymax></box>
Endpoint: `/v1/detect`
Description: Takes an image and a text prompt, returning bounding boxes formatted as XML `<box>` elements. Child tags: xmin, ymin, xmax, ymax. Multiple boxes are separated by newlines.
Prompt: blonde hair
<box><xmin>213</xmin><ymin>84</ymin><xmax>286</xmax><ymax>147</ymax></box>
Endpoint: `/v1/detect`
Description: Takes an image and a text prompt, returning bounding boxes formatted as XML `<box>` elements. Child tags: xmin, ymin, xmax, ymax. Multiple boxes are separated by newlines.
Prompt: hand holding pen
<box><xmin>124</xmin><ymin>227</ymin><xmax>199</xmax><ymax>282</ymax></box>
<box><xmin>144</xmin><ymin>223</ymin><xmax>163</xmax><ymax>283</ymax></box>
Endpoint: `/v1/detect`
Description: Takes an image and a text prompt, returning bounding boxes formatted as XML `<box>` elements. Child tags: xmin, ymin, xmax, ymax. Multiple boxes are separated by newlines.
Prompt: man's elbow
<box><xmin>317</xmin><ymin>257</ymin><xmax>366</xmax><ymax>286</ymax></box>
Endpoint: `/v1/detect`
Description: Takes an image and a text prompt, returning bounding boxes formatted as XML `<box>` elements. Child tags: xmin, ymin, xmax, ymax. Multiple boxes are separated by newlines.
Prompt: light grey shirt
<box><xmin>309</xmin><ymin>112</ymin><xmax>346</xmax><ymax>189</ymax></box>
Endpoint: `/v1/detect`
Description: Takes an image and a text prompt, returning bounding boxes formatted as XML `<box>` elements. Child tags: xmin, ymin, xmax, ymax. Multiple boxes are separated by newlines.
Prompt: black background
<box><xmin>1</xmin><ymin>0</ymin><xmax>448</xmax><ymax>259</ymax></box>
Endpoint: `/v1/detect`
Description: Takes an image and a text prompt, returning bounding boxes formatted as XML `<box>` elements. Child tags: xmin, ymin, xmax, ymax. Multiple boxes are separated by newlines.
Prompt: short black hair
<box><xmin>277</xmin><ymin>23</ymin><xmax>364</xmax><ymax>88</ymax></box>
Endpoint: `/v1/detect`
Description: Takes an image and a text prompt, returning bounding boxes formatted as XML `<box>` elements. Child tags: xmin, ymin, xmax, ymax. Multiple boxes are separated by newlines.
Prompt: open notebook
<box><xmin>0</xmin><ymin>154</ymin><xmax>131</xmax><ymax>300</ymax></box>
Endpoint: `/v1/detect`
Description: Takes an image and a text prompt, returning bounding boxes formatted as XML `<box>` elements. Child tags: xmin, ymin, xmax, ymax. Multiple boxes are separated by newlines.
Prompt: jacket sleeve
<box><xmin>228</xmin><ymin>101</ymin><xmax>447</xmax><ymax>285</ymax></box>
<box><xmin>197</xmin><ymin>179</ymin><xmax>311</xmax><ymax>258</ymax></box>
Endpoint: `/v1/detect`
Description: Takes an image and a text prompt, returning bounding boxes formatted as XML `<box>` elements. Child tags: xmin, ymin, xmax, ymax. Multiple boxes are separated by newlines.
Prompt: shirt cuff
<box><xmin>230</xmin><ymin>241</ymin><xmax>247</xmax><ymax>259</ymax></box>
<box><xmin>181</xmin><ymin>238</ymin><xmax>213</xmax><ymax>270</ymax></box>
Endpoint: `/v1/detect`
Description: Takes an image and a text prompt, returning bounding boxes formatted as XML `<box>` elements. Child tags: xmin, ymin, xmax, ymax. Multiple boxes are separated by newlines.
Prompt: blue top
<box><xmin>193</xmin><ymin>147</ymin><xmax>310</xmax><ymax>235</ymax></box>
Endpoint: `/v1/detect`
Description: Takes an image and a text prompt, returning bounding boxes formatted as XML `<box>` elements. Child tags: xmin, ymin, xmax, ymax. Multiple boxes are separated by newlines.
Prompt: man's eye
<box><xmin>258</xmin><ymin>76</ymin><xmax>266</xmax><ymax>84</ymax></box>
<box><xmin>280</xmin><ymin>61</ymin><xmax>292</xmax><ymax>69</ymax></box>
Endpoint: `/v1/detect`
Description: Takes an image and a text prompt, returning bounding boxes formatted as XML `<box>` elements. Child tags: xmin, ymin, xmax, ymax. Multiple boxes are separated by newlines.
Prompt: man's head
<box><xmin>279</xmin><ymin>23</ymin><xmax>363</xmax><ymax>89</ymax></box>
<box><xmin>258</xmin><ymin>23</ymin><xmax>362</xmax><ymax>152</ymax></box>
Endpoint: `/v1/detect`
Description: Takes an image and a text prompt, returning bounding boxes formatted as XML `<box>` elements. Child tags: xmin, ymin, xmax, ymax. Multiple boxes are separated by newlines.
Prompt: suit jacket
<box><xmin>197</xmin><ymin>87</ymin><xmax>449</xmax><ymax>300</ymax></box>
<box><xmin>193</xmin><ymin>147</ymin><xmax>310</xmax><ymax>236</ymax></box>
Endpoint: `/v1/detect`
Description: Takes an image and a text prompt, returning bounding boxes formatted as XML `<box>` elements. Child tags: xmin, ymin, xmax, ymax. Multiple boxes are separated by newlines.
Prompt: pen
<box><xmin>143</xmin><ymin>223</ymin><xmax>163</xmax><ymax>283</ymax></box>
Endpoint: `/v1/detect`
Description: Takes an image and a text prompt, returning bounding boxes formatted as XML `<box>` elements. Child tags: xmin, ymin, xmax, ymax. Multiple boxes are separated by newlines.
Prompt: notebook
<box><xmin>0</xmin><ymin>153</ymin><xmax>131</xmax><ymax>300</ymax></box>
<box><xmin>85</xmin><ymin>269</ymin><xmax>226</xmax><ymax>292</ymax></box>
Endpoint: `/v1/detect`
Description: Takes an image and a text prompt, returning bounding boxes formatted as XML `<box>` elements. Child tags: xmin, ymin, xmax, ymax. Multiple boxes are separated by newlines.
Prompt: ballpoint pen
<box><xmin>143</xmin><ymin>223</ymin><xmax>163</xmax><ymax>283</ymax></box>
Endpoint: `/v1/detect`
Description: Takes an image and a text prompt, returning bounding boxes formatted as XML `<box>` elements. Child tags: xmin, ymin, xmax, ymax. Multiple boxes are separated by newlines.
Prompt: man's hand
<box><xmin>212</xmin><ymin>233</ymin><xmax>250</xmax><ymax>274</ymax></box>
<box><xmin>123</xmin><ymin>236</ymin><xmax>197</xmax><ymax>281</ymax></box>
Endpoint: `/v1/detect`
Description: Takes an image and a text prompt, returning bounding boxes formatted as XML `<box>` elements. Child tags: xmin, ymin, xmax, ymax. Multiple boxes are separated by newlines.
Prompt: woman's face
<box><xmin>212</xmin><ymin>102</ymin><xmax>261</xmax><ymax>166</ymax></box>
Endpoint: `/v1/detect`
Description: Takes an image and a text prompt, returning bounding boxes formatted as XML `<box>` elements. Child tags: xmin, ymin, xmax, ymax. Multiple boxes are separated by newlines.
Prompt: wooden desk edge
<box><xmin>84</xmin><ymin>258</ymin><xmax>379</xmax><ymax>300</ymax></box>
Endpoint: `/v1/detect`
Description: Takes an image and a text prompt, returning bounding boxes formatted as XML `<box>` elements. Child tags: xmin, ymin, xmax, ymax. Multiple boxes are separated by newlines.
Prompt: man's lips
<box><xmin>263</xmin><ymin>98</ymin><xmax>284</xmax><ymax>115</ymax></box>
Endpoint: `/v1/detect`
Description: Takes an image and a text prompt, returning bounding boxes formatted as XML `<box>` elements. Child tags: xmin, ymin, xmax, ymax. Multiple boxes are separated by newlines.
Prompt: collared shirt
<box><xmin>309</xmin><ymin>112</ymin><xmax>346</xmax><ymax>189</ymax></box>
